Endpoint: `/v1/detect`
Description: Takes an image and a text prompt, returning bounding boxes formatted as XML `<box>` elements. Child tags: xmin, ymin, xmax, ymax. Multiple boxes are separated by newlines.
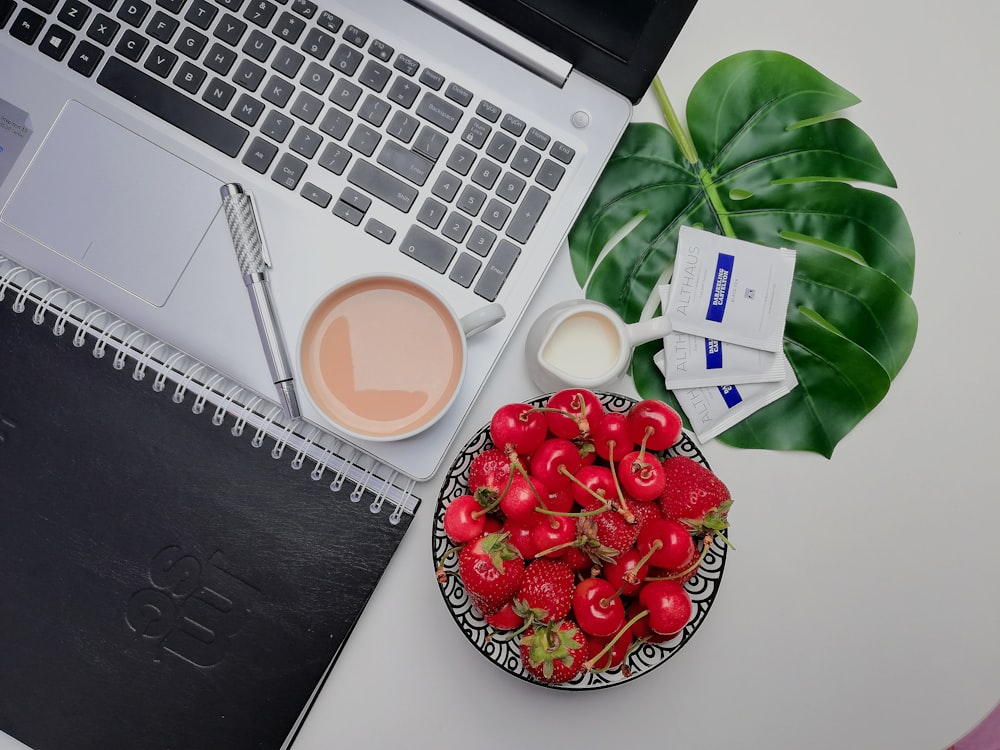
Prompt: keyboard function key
<box><xmin>67</xmin><ymin>38</ymin><xmax>104</xmax><ymax>74</ymax></box>
<box><xmin>393</xmin><ymin>53</ymin><xmax>419</xmax><ymax>76</ymax></box>
<box><xmin>550</xmin><ymin>141</ymin><xmax>575</xmax><ymax>164</ymax></box>
<box><xmin>241</xmin><ymin>135</ymin><xmax>278</xmax><ymax>172</ymax></box>
<box><xmin>301</xmin><ymin>182</ymin><xmax>331</xmax><ymax>208</ymax></box>
<box><xmin>500</xmin><ymin>113</ymin><xmax>525</xmax><ymax>136</ymax></box>
<box><xmin>475</xmin><ymin>100</ymin><xmax>501</xmax><ymax>123</ymax></box>
<box><xmin>474</xmin><ymin>240</ymin><xmax>519</xmax><ymax>301</ymax></box>
<box><xmin>39</xmin><ymin>23</ymin><xmax>75</xmax><ymax>60</ymax></box>
<box><xmin>416</xmin><ymin>92</ymin><xmax>460</xmax><ymax>131</ymax></box>
<box><xmin>10</xmin><ymin>8</ymin><xmax>46</xmax><ymax>43</ymax></box>
<box><xmin>315</xmin><ymin>9</ymin><xmax>340</xmax><ymax>32</ymax></box>
<box><xmin>525</xmin><ymin>127</ymin><xmax>550</xmax><ymax>150</ymax></box>
<box><xmin>271</xmin><ymin>152</ymin><xmax>307</xmax><ymax>190</ymax></box>
<box><xmin>368</xmin><ymin>38</ymin><xmax>392</xmax><ymax>62</ymax></box>
<box><xmin>365</xmin><ymin>218</ymin><xmax>396</xmax><ymax>244</ymax></box>
<box><xmin>461</xmin><ymin>117</ymin><xmax>490</xmax><ymax>149</ymax></box>
<box><xmin>444</xmin><ymin>82</ymin><xmax>473</xmax><ymax>107</ymax></box>
<box><xmin>418</xmin><ymin>67</ymin><xmax>444</xmax><ymax>90</ymax></box>
<box><xmin>289</xmin><ymin>0</ymin><xmax>315</xmax><ymax>18</ymax></box>
<box><xmin>341</xmin><ymin>23</ymin><xmax>366</xmax><ymax>47</ymax></box>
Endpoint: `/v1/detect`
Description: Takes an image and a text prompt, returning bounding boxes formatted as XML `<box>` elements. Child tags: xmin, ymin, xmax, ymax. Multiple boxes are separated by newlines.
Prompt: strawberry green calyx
<box><xmin>520</xmin><ymin>622</ymin><xmax>585</xmax><ymax>681</ymax></box>
<box><xmin>481</xmin><ymin>532</ymin><xmax>521</xmax><ymax>574</ymax></box>
<box><xmin>682</xmin><ymin>498</ymin><xmax>733</xmax><ymax>547</ymax></box>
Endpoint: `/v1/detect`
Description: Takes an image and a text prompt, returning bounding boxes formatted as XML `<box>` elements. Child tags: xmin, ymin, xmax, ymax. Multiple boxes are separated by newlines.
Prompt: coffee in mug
<box><xmin>300</xmin><ymin>275</ymin><xmax>504</xmax><ymax>441</ymax></box>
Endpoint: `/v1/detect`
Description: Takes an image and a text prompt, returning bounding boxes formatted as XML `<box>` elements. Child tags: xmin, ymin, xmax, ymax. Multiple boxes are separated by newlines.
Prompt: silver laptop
<box><xmin>0</xmin><ymin>0</ymin><xmax>697</xmax><ymax>481</ymax></box>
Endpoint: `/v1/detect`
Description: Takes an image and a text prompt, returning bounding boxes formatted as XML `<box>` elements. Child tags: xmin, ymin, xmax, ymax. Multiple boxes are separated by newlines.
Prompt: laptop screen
<box><xmin>460</xmin><ymin>0</ymin><xmax>699</xmax><ymax>103</ymax></box>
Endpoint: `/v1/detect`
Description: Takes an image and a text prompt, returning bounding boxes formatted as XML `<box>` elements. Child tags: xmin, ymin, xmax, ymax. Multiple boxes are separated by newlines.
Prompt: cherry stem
<box><xmin>606</xmin><ymin>441</ymin><xmax>635</xmax><ymax>524</ymax></box>
<box><xmin>647</xmin><ymin>533</ymin><xmax>713</xmax><ymax>582</ymax></box>
<box><xmin>624</xmin><ymin>539</ymin><xmax>662</xmax><ymax>584</ymax></box>
<box><xmin>584</xmin><ymin>608</ymin><xmax>649</xmax><ymax>671</ymax></box>
<box><xmin>434</xmin><ymin>544</ymin><xmax>463</xmax><ymax>582</ymax></box>
<box><xmin>506</xmin><ymin>453</ymin><xmax>550</xmax><ymax>512</ymax></box>
<box><xmin>534</xmin><ymin>538</ymin><xmax>580</xmax><ymax>558</ymax></box>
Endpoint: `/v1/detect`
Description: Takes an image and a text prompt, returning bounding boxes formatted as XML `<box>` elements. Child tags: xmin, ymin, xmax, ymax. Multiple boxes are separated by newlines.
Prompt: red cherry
<box><xmin>638</xmin><ymin>579</ymin><xmax>692</xmax><ymax>636</ymax></box>
<box><xmin>532</xmin><ymin>513</ymin><xmax>577</xmax><ymax>558</ymax></box>
<box><xmin>626</xmin><ymin>399</ymin><xmax>683</xmax><ymax>451</ymax></box>
<box><xmin>529</xmin><ymin>438</ymin><xmax>583</xmax><ymax>491</ymax></box>
<box><xmin>571</xmin><ymin>577</ymin><xmax>625</xmax><ymax>638</ymax></box>
<box><xmin>499</xmin><ymin>473</ymin><xmax>548</xmax><ymax>523</ymax></box>
<box><xmin>502</xmin><ymin>518</ymin><xmax>538</xmax><ymax>560</ymax></box>
<box><xmin>602</xmin><ymin>547</ymin><xmax>649</xmax><ymax>597</ymax></box>
<box><xmin>636</xmin><ymin>518</ymin><xmax>696</xmax><ymax>570</ymax></box>
<box><xmin>590</xmin><ymin>412</ymin><xmax>636</xmax><ymax>462</ymax></box>
<box><xmin>568</xmin><ymin>464</ymin><xmax>616</xmax><ymax>508</ymax></box>
<box><xmin>616</xmin><ymin>450</ymin><xmax>667</xmax><ymax>501</ymax></box>
<box><xmin>543</xmin><ymin>389</ymin><xmax>605</xmax><ymax>440</ymax></box>
<box><xmin>442</xmin><ymin>494</ymin><xmax>487</xmax><ymax>543</ymax></box>
<box><xmin>544</xmin><ymin>486</ymin><xmax>577</xmax><ymax>515</ymax></box>
<box><xmin>490</xmin><ymin>402</ymin><xmax>548</xmax><ymax>456</ymax></box>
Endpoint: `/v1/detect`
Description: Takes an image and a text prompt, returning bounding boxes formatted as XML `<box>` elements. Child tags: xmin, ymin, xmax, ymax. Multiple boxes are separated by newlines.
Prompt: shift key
<box><xmin>346</xmin><ymin>159</ymin><xmax>418</xmax><ymax>212</ymax></box>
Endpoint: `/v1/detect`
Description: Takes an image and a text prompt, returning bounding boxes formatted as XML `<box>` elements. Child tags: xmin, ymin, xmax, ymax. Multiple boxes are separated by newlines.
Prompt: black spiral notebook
<box><xmin>0</xmin><ymin>260</ymin><xmax>419</xmax><ymax>750</ymax></box>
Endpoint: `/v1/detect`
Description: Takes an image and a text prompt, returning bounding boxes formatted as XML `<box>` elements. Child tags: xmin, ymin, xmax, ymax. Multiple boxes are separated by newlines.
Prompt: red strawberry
<box><xmin>515</xmin><ymin>558</ymin><xmax>574</xmax><ymax>623</ymax></box>
<box><xmin>458</xmin><ymin>532</ymin><xmax>525</xmax><ymax>616</ymax></box>
<box><xmin>658</xmin><ymin>456</ymin><xmax>732</xmax><ymax>538</ymax></box>
<box><xmin>519</xmin><ymin>620</ymin><xmax>588</xmax><ymax>684</ymax></box>
<box><xmin>468</xmin><ymin>448</ymin><xmax>512</xmax><ymax>505</ymax></box>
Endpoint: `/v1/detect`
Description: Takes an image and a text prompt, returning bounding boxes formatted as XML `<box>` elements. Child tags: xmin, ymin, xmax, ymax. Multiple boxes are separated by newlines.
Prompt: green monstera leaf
<box><xmin>568</xmin><ymin>50</ymin><xmax>917</xmax><ymax>457</ymax></box>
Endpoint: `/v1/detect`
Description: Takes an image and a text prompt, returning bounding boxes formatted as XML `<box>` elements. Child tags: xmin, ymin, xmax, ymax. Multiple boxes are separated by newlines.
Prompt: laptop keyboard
<box><xmin>2</xmin><ymin>0</ymin><xmax>577</xmax><ymax>301</ymax></box>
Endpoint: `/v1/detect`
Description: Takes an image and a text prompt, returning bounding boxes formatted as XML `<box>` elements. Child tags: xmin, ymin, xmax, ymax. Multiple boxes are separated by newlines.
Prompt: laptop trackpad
<box><xmin>0</xmin><ymin>100</ymin><xmax>219</xmax><ymax>307</ymax></box>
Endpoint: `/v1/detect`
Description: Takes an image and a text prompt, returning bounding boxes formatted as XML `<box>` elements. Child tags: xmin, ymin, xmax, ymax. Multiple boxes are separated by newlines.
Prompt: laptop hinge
<box><xmin>407</xmin><ymin>0</ymin><xmax>572</xmax><ymax>88</ymax></box>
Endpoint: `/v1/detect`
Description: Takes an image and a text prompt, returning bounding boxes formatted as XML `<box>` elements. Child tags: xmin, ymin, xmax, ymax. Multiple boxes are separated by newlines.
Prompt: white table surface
<box><xmin>5</xmin><ymin>0</ymin><xmax>999</xmax><ymax>748</ymax></box>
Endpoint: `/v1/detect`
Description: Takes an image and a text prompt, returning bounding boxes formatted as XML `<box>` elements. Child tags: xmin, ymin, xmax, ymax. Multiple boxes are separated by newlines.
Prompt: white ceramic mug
<box><xmin>299</xmin><ymin>274</ymin><xmax>504</xmax><ymax>441</ymax></box>
<box><xmin>524</xmin><ymin>299</ymin><xmax>672</xmax><ymax>392</ymax></box>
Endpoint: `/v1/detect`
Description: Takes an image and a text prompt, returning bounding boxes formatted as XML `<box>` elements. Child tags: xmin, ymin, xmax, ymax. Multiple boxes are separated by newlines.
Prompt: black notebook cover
<box><xmin>0</xmin><ymin>300</ymin><xmax>414</xmax><ymax>750</ymax></box>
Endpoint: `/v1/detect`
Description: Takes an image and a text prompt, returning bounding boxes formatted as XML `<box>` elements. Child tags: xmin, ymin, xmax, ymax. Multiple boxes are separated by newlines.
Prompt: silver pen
<box><xmin>219</xmin><ymin>183</ymin><xmax>300</xmax><ymax>420</ymax></box>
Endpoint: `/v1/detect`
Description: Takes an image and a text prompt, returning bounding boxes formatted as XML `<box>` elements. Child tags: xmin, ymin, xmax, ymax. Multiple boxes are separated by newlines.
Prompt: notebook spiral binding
<box><xmin>0</xmin><ymin>256</ymin><xmax>419</xmax><ymax>523</ymax></box>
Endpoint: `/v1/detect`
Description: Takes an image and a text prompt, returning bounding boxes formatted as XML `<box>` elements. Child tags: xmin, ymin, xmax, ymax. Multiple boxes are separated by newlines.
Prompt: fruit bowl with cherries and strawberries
<box><xmin>432</xmin><ymin>390</ymin><xmax>732</xmax><ymax>689</ymax></box>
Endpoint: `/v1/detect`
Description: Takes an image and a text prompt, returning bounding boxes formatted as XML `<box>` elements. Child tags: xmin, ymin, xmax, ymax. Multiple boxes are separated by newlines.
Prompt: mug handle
<box><xmin>460</xmin><ymin>302</ymin><xmax>506</xmax><ymax>338</ymax></box>
<box><xmin>623</xmin><ymin>314</ymin><xmax>672</xmax><ymax>347</ymax></box>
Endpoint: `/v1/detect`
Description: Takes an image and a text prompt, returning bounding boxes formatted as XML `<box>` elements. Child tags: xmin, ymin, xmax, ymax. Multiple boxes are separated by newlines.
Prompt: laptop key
<box><xmin>25</xmin><ymin>0</ymin><xmax>58</xmax><ymax>13</ymax></box>
<box><xmin>271</xmin><ymin>152</ymin><xmax>307</xmax><ymax>189</ymax></box>
<box><xmin>67</xmin><ymin>38</ymin><xmax>104</xmax><ymax>75</ymax></box>
<box><xmin>377</xmin><ymin>140</ymin><xmax>432</xmax><ymax>186</ymax></box>
<box><xmin>416</xmin><ymin>92</ymin><xmax>460</xmax><ymax>132</ymax></box>
<box><xmin>146</xmin><ymin>10</ymin><xmax>177</xmax><ymax>42</ymax></box>
<box><xmin>241</xmin><ymin>136</ymin><xmax>277</xmax><ymax>172</ymax></box>
<box><xmin>400</xmin><ymin>225</ymin><xmax>455</xmax><ymax>274</ymax></box>
<box><xmin>535</xmin><ymin>158</ymin><xmax>565</xmax><ymax>190</ymax></box>
<box><xmin>58</xmin><ymin>0</ymin><xmax>91</xmax><ymax>28</ymax></box>
<box><xmin>300</xmin><ymin>182</ymin><xmax>331</xmax><ymax>208</ymax></box>
<box><xmin>505</xmin><ymin>185</ymin><xmax>549</xmax><ymax>243</ymax></box>
<box><xmin>39</xmin><ymin>23</ymin><xmax>75</xmax><ymax>60</ymax></box>
<box><xmin>364</xmin><ymin>218</ymin><xmax>396</xmax><ymax>244</ymax></box>
<box><xmin>316</xmin><ymin>9</ymin><xmax>340</xmax><ymax>32</ymax></box>
<box><xmin>449</xmin><ymin>252</ymin><xmax>481</xmax><ymax>288</ymax></box>
<box><xmin>85</xmin><ymin>12</ymin><xmax>119</xmax><ymax>45</ymax></box>
<box><xmin>97</xmin><ymin>57</ymin><xmax>249</xmax><ymax>156</ymax></box>
<box><xmin>474</xmin><ymin>240</ymin><xmax>519</xmax><ymax>301</ymax></box>
<box><xmin>143</xmin><ymin>44</ymin><xmax>177</xmax><ymax>76</ymax></box>
<box><xmin>346</xmin><ymin>160</ymin><xmax>417</xmax><ymax>212</ymax></box>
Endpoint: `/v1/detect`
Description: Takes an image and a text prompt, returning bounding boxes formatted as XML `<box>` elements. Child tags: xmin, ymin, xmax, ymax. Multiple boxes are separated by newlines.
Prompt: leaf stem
<box><xmin>652</xmin><ymin>76</ymin><xmax>735</xmax><ymax>237</ymax></box>
<box><xmin>652</xmin><ymin>76</ymin><xmax>698</xmax><ymax>165</ymax></box>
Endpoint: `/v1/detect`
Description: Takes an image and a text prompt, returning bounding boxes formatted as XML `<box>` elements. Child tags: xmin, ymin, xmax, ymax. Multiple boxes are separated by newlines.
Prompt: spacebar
<box><xmin>97</xmin><ymin>58</ymin><xmax>249</xmax><ymax>158</ymax></box>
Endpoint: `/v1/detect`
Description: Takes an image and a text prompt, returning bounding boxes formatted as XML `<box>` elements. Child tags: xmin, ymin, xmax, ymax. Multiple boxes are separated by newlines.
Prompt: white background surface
<box><xmin>5</xmin><ymin>0</ymin><xmax>999</xmax><ymax>748</ymax></box>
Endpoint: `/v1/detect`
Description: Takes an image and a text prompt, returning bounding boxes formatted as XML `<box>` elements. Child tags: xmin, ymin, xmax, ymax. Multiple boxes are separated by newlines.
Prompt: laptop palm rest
<box><xmin>0</xmin><ymin>100</ymin><xmax>220</xmax><ymax>308</ymax></box>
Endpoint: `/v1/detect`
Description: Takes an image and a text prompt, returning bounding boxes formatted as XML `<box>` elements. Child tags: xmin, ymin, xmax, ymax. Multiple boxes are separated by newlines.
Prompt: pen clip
<box><xmin>247</xmin><ymin>192</ymin><xmax>272</xmax><ymax>269</ymax></box>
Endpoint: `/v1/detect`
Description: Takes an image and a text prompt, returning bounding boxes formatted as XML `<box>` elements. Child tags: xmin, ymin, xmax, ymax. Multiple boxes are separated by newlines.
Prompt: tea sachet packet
<box><xmin>658</xmin><ymin>284</ymin><xmax>787</xmax><ymax>389</ymax></box>
<box><xmin>654</xmin><ymin>351</ymin><xmax>799</xmax><ymax>442</ymax></box>
<box><xmin>663</xmin><ymin>225</ymin><xmax>796</xmax><ymax>352</ymax></box>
